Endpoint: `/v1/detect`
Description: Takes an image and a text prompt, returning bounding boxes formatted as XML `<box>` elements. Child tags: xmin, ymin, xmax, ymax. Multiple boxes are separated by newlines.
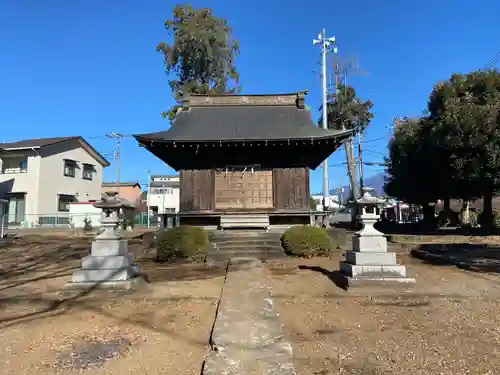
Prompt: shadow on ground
<box><xmin>297</xmin><ymin>265</ymin><xmax>348</xmax><ymax>290</ymax></box>
<box><xmin>0</xmin><ymin>236</ymin><xmax>226</xmax><ymax>344</ymax></box>
<box><xmin>410</xmin><ymin>243</ymin><xmax>500</xmax><ymax>273</ymax></box>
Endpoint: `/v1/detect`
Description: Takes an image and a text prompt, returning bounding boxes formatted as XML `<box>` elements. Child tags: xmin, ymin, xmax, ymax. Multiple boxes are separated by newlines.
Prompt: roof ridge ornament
<box><xmin>181</xmin><ymin>92</ymin><xmax>309</xmax><ymax>108</ymax></box>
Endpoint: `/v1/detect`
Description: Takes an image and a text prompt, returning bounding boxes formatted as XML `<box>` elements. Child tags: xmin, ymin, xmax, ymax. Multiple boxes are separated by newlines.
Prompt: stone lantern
<box><xmin>339</xmin><ymin>191</ymin><xmax>415</xmax><ymax>286</ymax></box>
<box><xmin>68</xmin><ymin>192</ymin><xmax>142</xmax><ymax>289</ymax></box>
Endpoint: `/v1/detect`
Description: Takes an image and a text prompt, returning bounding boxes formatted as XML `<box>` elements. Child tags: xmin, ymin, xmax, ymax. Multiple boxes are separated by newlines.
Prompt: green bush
<box><xmin>156</xmin><ymin>226</ymin><xmax>209</xmax><ymax>263</ymax></box>
<box><xmin>83</xmin><ymin>217</ymin><xmax>93</xmax><ymax>232</ymax></box>
<box><xmin>467</xmin><ymin>211</ymin><xmax>479</xmax><ymax>227</ymax></box>
<box><xmin>478</xmin><ymin>210</ymin><xmax>500</xmax><ymax>228</ymax></box>
<box><xmin>281</xmin><ymin>225</ymin><xmax>331</xmax><ymax>258</ymax></box>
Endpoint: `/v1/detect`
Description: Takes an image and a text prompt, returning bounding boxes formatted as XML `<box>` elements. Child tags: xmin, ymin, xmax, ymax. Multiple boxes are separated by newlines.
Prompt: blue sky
<box><xmin>1</xmin><ymin>0</ymin><xmax>499</xmax><ymax>193</ymax></box>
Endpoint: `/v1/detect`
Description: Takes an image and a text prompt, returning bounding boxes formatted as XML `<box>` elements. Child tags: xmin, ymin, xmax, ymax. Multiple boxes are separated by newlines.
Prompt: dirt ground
<box><xmin>0</xmin><ymin>236</ymin><xmax>225</xmax><ymax>375</ymax></box>
<box><xmin>267</xmin><ymin>250</ymin><xmax>500</xmax><ymax>375</ymax></box>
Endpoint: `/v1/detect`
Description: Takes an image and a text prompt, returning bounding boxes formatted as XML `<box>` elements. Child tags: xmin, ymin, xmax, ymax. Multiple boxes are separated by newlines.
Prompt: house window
<box><xmin>58</xmin><ymin>195</ymin><xmax>76</xmax><ymax>212</ymax></box>
<box><xmin>1</xmin><ymin>157</ymin><xmax>28</xmax><ymax>173</ymax></box>
<box><xmin>82</xmin><ymin>164</ymin><xmax>94</xmax><ymax>180</ymax></box>
<box><xmin>19</xmin><ymin>158</ymin><xmax>28</xmax><ymax>172</ymax></box>
<box><xmin>63</xmin><ymin>160</ymin><xmax>76</xmax><ymax>177</ymax></box>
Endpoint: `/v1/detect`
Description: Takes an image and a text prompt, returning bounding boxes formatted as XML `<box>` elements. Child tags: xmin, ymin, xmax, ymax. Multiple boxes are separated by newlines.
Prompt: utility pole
<box><xmin>105</xmin><ymin>132</ymin><xmax>122</xmax><ymax>197</ymax></box>
<box><xmin>147</xmin><ymin>169</ymin><xmax>151</xmax><ymax>228</ymax></box>
<box><xmin>313</xmin><ymin>29</ymin><xmax>337</xmax><ymax>210</ymax></box>
<box><xmin>337</xmin><ymin>69</ymin><xmax>354</xmax><ymax>198</ymax></box>
<box><xmin>357</xmin><ymin>131</ymin><xmax>364</xmax><ymax>195</ymax></box>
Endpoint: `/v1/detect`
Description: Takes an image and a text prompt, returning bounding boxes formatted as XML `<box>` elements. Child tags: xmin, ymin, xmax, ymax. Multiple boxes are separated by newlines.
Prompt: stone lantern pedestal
<box><xmin>339</xmin><ymin>192</ymin><xmax>415</xmax><ymax>286</ymax></box>
<box><xmin>67</xmin><ymin>193</ymin><xmax>142</xmax><ymax>290</ymax></box>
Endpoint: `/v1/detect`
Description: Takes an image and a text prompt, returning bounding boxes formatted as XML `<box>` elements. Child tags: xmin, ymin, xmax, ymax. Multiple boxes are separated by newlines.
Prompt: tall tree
<box><xmin>319</xmin><ymin>84</ymin><xmax>374</xmax><ymax>134</ymax></box>
<box><xmin>428</xmin><ymin>69</ymin><xmax>500</xmax><ymax>229</ymax></box>
<box><xmin>156</xmin><ymin>4</ymin><xmax>241</xmax><ymax>123</ymax></box>
<box><xmin>384</xmin><ymin>116</ymin><xmax>440</xmax><ymax>223</ymax></box>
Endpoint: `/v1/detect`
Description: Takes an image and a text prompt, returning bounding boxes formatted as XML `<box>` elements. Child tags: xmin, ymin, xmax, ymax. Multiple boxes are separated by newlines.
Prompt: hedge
<box><xmin>281</xmin><ymin>225</ymin><xmax>331</xmax><ymax>258</ymax></box>
<box><xmin>156</xmin><ymin>226</ymin><xmax>209</xmax><ymax>263</ymax></box>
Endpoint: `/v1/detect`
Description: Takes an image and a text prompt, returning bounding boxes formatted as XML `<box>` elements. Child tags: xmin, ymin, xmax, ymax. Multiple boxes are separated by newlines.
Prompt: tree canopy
<box><xmin>157</xmin><ymin>4</ymin><xmax>241</xmax><ymax>122</ymax></box>
<box><xmin>384</xmin><ymin>69</ymin><xmax>500</xmax><ymax>229</ymax></box>
<box><xmin>319</xmin><ymin>84</ymin><xmax>374</xmax><ymax>134</ymax></box>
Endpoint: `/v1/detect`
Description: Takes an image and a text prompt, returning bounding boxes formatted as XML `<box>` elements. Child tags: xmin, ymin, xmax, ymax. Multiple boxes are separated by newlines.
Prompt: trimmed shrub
<box><xmin>156</xmin><ymin>226</ymin><xmax>209</xmax><ymax>263</ymax></box>
<box><xmin>83</xmin><ymin>217</ymin><xmax>93</xmax><ymax>232</ymax></box>
<box><xmin>281</xmin><ymin>225</ymin><xmax>331</xmax><ymax>258</ymax></box>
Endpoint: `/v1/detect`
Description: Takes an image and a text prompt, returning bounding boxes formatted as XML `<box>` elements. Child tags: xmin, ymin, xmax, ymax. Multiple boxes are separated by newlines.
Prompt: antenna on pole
<box><xmin>105</xmin><ymin>132</ymin><xmax>123</xmax><ymax>198</ymax></box>
<box><xmin>313</xmin><ymin>29</ymin><xmax>338</xmax><ymax>212</ymax></box>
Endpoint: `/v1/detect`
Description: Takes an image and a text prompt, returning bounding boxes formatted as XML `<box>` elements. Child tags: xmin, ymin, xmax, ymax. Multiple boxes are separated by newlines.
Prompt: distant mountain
<box><xmin>330</xmin><ymin>172</ymin><xmax>387</xmax><ymax>203</ymax></box>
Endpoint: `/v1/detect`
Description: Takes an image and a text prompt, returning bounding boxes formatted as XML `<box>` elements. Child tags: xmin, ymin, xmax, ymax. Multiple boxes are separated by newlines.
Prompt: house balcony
<box><xmin>1</xmin><ymin>167</ymin><xmax>28</xmax><ymax>174</ymax></box>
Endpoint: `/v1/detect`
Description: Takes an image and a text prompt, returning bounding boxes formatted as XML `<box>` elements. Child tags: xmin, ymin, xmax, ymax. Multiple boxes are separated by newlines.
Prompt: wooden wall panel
<box><xmin>272</xmin><ymin>167</ymin><xmax>310</xmax><ymax>210</ymax></box>
<box><xmin>179</xmin><ymin>169</ymin><xmax>215</xmax><ymax>212</ymax></box>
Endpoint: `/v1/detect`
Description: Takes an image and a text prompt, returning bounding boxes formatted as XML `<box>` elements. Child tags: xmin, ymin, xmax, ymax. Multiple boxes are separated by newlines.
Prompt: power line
<box><xmin>361</xmin><ymin>135</ymin><xmax>388</xmax><ymax>144</ymax></box>
<box><xmin>483</xmin><ymin>51</ymin><xmax>500</xmax><ymax>70</ymax></box>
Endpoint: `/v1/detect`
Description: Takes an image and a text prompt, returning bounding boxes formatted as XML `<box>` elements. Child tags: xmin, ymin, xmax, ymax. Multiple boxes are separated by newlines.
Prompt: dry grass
<box><xmin>0</xmin><ymin>236</ymin><xmax>225</xmax><ymax>375</ymax></box>
<box><xmin>267</xmin><ymin>252</ymin><xmax>500</xmax><ymax>375</ymax></box>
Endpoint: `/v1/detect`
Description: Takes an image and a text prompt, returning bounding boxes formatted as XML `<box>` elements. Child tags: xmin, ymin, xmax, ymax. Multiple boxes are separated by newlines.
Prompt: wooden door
<box><xmin>215</xmin><ymin>169</ymin><xmax>273</xmax><ymax>209</ymax></box>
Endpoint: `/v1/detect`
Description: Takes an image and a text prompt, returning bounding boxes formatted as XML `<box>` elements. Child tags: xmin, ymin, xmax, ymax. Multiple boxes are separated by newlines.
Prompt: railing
<box><xmin>7</xmin><ymin>213</ymin><xmax>71</xmax><ymax>228</ymax></box>
<box><xmin>1</xmin><ymin>167</ymin><xmax>28</xmax><ymax>174</ymax></box>
<box><xmin>5</xmin><ymin>212</ymin><xmax>174</xmax><ymax>229</ymax></box>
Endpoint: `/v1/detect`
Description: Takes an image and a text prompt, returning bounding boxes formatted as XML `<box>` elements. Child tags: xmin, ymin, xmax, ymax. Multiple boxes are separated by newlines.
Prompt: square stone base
<box><xmin>65</xmin><ymin>276</ymin><xmax>145</xmax><ymax>290</ymax></box>
<box><xmin>340</xmin><ymin>261</ymin><xmax>407</xmax><ymax>278</ymax></box>
<box><xmin>345</xmin><ymin>250</ymin><xmax>396</xmax><ymax>265</ymax></box>
<box><xmin>338</xmin><ymin>274</ymin><xmax>416</xmax><ymax>287</ymax></box>
<box><xmin>71</xmin><ymin>263</ymin><xmax>141</xmax><ymax>282</ymax></box>
<box><xmin>339</xmin><ymin>261</ymin><xmax>415</xmax><ymax>287</ymax></box>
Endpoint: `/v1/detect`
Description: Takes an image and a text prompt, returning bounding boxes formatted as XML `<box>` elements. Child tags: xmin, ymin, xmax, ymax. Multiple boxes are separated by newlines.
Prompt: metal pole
<box><xmin>147</xmin><ymin>169</ymin><xmax>151</xmax><ymax>228</ymax></box>
<box><xmin>314</xmin><ymin>29</ymin><xmax>337</xmax><ymax>210</ymax></box>
<box><xmin>116</xmin><ymin>135</ymin><xmax>121</xmax><ymax>197</ymax></box>
<box><xmin>106</xmin><ymin>132</ymin><xmax>122</xmax><ymax>198</ymax></box>
<box><xmin>320</xmin><ymin>29</ymin><xmax>329</xmax><ymax>210</ymax></box>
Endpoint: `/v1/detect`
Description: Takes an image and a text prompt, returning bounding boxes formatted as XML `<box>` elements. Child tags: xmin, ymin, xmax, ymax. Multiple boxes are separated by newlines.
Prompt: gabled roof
<box><xmin>0</xmin><ymin>136</ymin><xmax>78</xmax><ymax>149</ymax></box>
<box><xmin>134</xmin><ymin>91</ymin><xmax>351</xmax><ymax>143</ymax></box>
<box><xmin>0</xmin><ymin>136</ymin><xmax>110</xmax><ymax>167</ymax></box>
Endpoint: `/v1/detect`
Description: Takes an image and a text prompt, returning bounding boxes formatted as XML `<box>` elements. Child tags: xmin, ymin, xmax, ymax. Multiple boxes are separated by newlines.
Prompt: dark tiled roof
<box><xmin>134</xmin><ymin>92</ymin><xmax>351</xmax><ymax>143</ymax></box>
<box><xmin>0</xmin><ymin>136</ymin><xmax>110</xmax><ymax>167</ymax></box>
<box><xmin>136</xmin><ymin>106</ymin><xmax>349</xmax><ymax>142</ymax></box>
<box><xmin>0</xmin><ymin>136</ymin><xmax>79</xmax><ymax>149</ymax></box>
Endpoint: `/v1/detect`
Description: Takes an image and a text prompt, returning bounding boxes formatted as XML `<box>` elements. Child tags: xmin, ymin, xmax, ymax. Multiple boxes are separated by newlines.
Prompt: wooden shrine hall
<box><xmin>134</xmin><ymin>91</ymin><xmax>352</xmax><ymax>229</ymax></box>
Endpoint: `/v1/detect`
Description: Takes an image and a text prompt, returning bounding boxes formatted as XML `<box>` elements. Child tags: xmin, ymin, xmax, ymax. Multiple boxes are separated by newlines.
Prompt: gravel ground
<box><xmin>0</xmin><ymin>237</ymin><xmax>225</xmax><ymax>375</ymax></box>
<box><xmin>267</xmin><ymin>252</ymin><xmax>500</xmax><ymax>375</ymax></box>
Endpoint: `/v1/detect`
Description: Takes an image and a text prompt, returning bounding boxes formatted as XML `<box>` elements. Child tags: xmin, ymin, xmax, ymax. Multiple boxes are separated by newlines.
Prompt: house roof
<box><xmin>102</xmin><ymin>182</ymin><xmax>141</xmax><ymax>189</ymax></box>
<box><xmin>133</xmin><ymin>91</ymin><xmax>352</xmax><ymax>143</ymax></box>
<box><xmin>0</xmin><ymin>136</ymin><xmax>110</xmax><ymax>167</ymax></box>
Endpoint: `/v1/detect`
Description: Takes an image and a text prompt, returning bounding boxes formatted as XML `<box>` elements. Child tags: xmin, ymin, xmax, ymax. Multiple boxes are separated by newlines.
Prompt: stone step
<box><xmin>206</xmin><ymin>249</ymin><xmax>286</xmax><ymax>262</ymax></box>
<box><xmin>210</xmin><ymin>245</ymin><xmax>283</xmax><ymax>253</ymax></box>
<box><xmin>212</xmin><ymin>238</ymin><xmax>282</xmax><ymax>245</ymax></box>
<box><xmin>214</xmin><ymin>242</ymin><xmax>282</xmax><ymax>249</ymax></box>
<box><xmin>220</xmin><ymin>215</ymin><xmax>270</xmax><ymax>229</ymax></box>
<box><xmin>212</xmin><ymin>231</ymin><xmax>281</xmax><ymax>238</ymax></box>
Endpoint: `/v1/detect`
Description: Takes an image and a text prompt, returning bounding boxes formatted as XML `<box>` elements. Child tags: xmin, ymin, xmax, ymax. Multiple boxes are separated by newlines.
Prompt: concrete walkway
<box><xmin>203</xmin><ymin>257</ymin><xmax>296</xmax><ymax>375</ymax></box>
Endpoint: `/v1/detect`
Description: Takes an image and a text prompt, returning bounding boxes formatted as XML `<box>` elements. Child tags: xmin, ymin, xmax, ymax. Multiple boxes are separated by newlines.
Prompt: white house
<box><xmin>147</xmin><ymin>174</ymin><xmax>180</xmax><ymax>214</ymax></box>
<box><xmin>0</xmin><ymin>136</ymin><xmax>110</xmax><ymax>227</ymax></box>
<box><xmin>310</xmin><ymin>194</ymin><xmax>341</xmax><ymax>211</ymax></box>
